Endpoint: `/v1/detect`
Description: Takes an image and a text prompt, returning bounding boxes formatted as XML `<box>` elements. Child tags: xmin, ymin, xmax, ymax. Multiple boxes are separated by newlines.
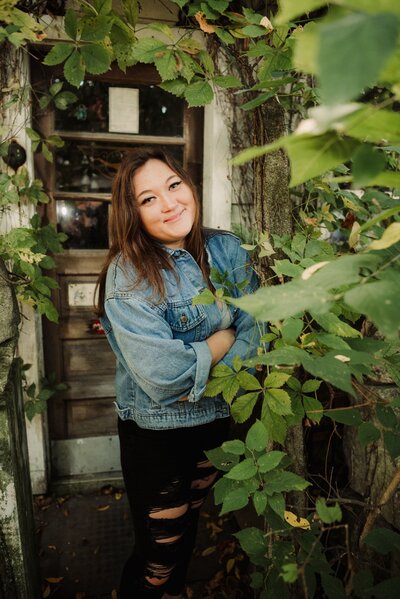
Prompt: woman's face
<box><xmin>133</xmin><ymin>158</ymin><xmax>197</xmax><ymax>249</ymax></box>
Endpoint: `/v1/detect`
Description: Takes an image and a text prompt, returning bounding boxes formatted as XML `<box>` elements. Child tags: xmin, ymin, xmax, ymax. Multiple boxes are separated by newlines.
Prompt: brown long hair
<box><xmin>96</xmin><ymin>147</ymin><xmax>208</xmax><ymax>316</ymax></box>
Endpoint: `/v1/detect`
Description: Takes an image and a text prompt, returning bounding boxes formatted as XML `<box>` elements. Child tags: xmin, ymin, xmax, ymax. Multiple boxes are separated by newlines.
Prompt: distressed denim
<box><xmin>101</xmin><ymin>230</ymin><xmax>261</xmax><ymax>429</ymax></box>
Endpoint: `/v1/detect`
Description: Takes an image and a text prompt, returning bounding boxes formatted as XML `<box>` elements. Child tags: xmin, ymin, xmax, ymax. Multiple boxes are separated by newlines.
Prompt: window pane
<box><xmin>55</xmin><ymin>142</ymin><xmax>184</xmax><ymax>193</ymax></box>
<box><xmin>56</xmin><ymin>200</ymin><xmax>109</xmax><ymax>249</ymax></box>
<box><xmin>54</xmin><ymin>80</ymin><xmax>184</xmax><ymax>137</ymax></box>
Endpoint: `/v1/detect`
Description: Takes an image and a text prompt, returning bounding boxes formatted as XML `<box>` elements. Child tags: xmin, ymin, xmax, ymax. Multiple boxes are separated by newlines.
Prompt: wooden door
<box><xmin>32</xmin><ymin>57</ymin><xmax>204</xmax><ymax>481</ymax></box>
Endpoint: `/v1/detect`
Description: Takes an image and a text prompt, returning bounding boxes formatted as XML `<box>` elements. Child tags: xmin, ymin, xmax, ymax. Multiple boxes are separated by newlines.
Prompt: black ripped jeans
<box><xmin>118</xmin><ymin>416</ymin><xmax>230</xmax><ymax>599</ymax></box>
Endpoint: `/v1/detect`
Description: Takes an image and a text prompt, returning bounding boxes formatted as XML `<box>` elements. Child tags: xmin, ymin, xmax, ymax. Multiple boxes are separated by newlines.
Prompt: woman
<box><xmin>97</xmin><ymin>147</ymin><xmax>261</xmax><ymax>598</ymax></box>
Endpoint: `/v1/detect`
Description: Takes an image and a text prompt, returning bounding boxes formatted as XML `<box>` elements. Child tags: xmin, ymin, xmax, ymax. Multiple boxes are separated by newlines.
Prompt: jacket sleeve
<box><xmin>104</xmin><ymin>296</ymin><xmax>212</xmax><ymax>405</ymax></box>
<box><xmin>220</xmin><ymin>240</ymin><xmax>262</xmax><ymax>367</ymax></box>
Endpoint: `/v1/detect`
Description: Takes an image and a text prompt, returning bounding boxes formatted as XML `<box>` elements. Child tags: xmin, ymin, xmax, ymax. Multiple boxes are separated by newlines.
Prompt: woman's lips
<box><xmin>164</xmin><ymin>209</ymin><xmax>185</xmax><ymax>223</ymax></box>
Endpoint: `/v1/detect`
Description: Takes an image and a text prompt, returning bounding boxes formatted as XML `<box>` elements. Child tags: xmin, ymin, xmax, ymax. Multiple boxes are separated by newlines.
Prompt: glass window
<box><xmin>55</xmin><ymin>141</ymin><xmax>184</xmax><ymax>193</ymax></box>
<box><xmin>56</xmin><ymin>199</ymin><xmax>109</xmax><ymax>249</ymax></box>
<box><xmin>54</xmin><ymin>80</ymin><xmax>184</xmax><ymax>137</ymax></box>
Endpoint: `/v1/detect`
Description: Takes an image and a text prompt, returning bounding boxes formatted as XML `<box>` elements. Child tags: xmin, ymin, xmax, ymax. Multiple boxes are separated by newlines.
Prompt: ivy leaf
<box><xmin>302</xmin><ymin>379</ymin><xmax>321</xmax><ymax>393</ymax></box>
<box><xmin>220</xmin><ymin>487</ymin><xmax>249</xmax><ymax>515</ymax></box>
<box><xmin>345</xmin><ymin>279</ymin><xmax>400</xmax><ymax>338</ymax></box>
<box><xmin>184</xmin><ymin>80</ymin><xmax>214</xmax><ymax>107</ymax></box>
<box><xmin>211</xmin><ymin>364</ymin><xmax>233</xmax><ymax>377</ymax></box>
<box><xmin>64</xmin><ymin>8</ymin><xmax>78</xmax><ymax>40</ymax></box>
<box><xmin>266</xmin><ymin>470</ymin><xmax>310</xmax><ymax>494</ymax></box>
<box><xmin>320</xmin><ymin>573</ymin><xmax>346</xmax><ymax>599</ymax></box>
<box><xmin>253</xmin><ymin>490</ymin><xmax>268</xmax><ymax>516</ymax></box>
<box><xmin>303</xmin><ymin>396</ymin><xmax>324</xmax><ymax>423</ymax></box>
<box><xmin>363</xmin><ymin>528</ymin><xmax>400</xmax><ymax>555</ymax></box>
<box><xmin>237</xmin><ymin>371</ymin><xmax>262</xmax><ymax>391</ymax></box>
<box><xmin>222</xmin><ymin>439</ymin><xmax>245</xmax><ymax>455</ymax></box>
<box><xmin>261</xmin><ymin>404</ymin><xmax>287</xmax><ymax>444</ymax></box>
<box><xmin>204</xmin><ymin>376</ymin><xmax>229</xmax><ymax>397</ymax></box>
<box><xmin>264</xmin><ymin>371</ymin><xmax>291</xmax><ymax>389</ymax></box>
<box><xmin>132</xmin><ymin>38</ymin><xmax>168</xmax><ymax>63</ymax></box>
<box><xmin>205</xmin><ymin>446</ymin><xmax>239</xmax><ymax>472</ymax></box>
<box><xmin>268</xmin><ymin>493</ymin><xmax>285</xmax><ymax>518</ymax></box>
<box><xmin>81</xmin><ymin>16</ymin><xmax>113</xmax><ymax>42</ymax></box>
<box><xmin>64</xmin><ymin>50</ymin><xmax>85</xmax><ymax>87</ymax></box>
<box><xmin>213</xmin><ymin>476</ymin><xmax>236</xmax><ymax>504</ymax></box>
<box><xmin>352</xmin><ymin>144</ymin><xmax>386</xmax><ymax>188</ymax></box>
<box><xmin>358</xmin><ymin>422</ymin><xmax>380</xmax><ymax>447</ymax></box>
<box><xmin>245</xmin><ymin>419</ymin><xmax>269</xmax><ymax>452</ymax></box>
<box><xmin>324</xmin><ymin>408</ymin><xmax>362</xmax><ymax>426</ymax></box>
<box><xmin>81</xmin><ymin>44</ymin><xmax>112</xmax><ymax>74</ymax></box>
<box><xmin>154</xmin><ymin>49</ymin><xmax>178</xmax><ymax>81</ymax></box>
<box><xmin>257</xmin><ymin>451</ymin><xmax>286</xmax><ymax>474</ymax></box>
<box><xmin>54</xmin><ymin>91</ymin><xmax>78</xmax><ymax>110</ymax></box>
<box><xmin>232</xmin><ymin>355</ymin><xmax>242</xmax><ymax>372</ymax></box>
<box><xmin>234</xmin><ymin>527</ymin><xmax>267</xmax><ymax>557</ymax></box>
<box><xmin>222</xmin><ymin>377</ymin><xmax>240</xmax><ymax>404</ymax></box>
<box><xmin>214</xmin><ymin>74</ymin><xmax>242</xmax><ymax>88</ymax></box>
<box><xmin>311</xmin><ymin>311</ymin><xmax>361</xmax><ymax>338</ymax></box>
<box><xmin>231</xmin><ymin>392</ymin><xmax>259</xmax><ymax>423</ymax></box>
<box><xmin>192</xmin><ymin>287</ymin><xmax>215</xmax><ymax>305</ymax></box>
<box><xmin>159</xmin><ymin>78</ymin><xmax>187</xmax><ymax>97</ymax></box>
<box><xmin>264</xmin><ymin>389</ymin><xmax>292</xmax><ymax>416</ymax></box>
<box><xmin>316</xmin><ymin>498</ymin><xmax>342</xmax><ymax>524</ymax></box>
<box><xmin>225</xmin><ymin>458</ymin><xmax>258</xmax><ymax>480</ymax></box>
<box><xmin>383</xmin><ymin>431</ymin><xmax>400</xmax><ymax>460</ymax></box>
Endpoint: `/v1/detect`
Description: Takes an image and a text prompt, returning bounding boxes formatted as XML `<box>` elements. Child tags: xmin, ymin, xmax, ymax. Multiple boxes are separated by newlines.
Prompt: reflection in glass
<box><xmin>56</xmin><ymin>200</ymin><xmax>109</xmax><ymax>249</ymax></box>
<box><xmin>55</xmin><ymin>142</ymin><xmax>184</xmax><ymax>193</ymax></box>
<box><xmin>54</xmin><ymin>80</ymin><xmax>184</xmax><ymax>137</ymax></box>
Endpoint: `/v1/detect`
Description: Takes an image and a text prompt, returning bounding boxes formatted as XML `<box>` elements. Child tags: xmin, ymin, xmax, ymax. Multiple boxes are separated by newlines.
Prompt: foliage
<box><xmin>15</xmin><ymin>358</ymin><xmax>68</xmax><ymax>421</ymax></box>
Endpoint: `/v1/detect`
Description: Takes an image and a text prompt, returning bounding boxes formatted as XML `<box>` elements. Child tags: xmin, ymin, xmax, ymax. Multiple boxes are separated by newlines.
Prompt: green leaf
<box><xmin>241</xmin><ymin>24</ymin><xmax>267</xmax><ymax>37</ymax></box>
<box><xmin>159</xmin><ymin>78</ymin><xmax>187</xmax><ymax>97</ymax></box>
<box><xmin>324</xmin><ymin>408</ymin><xmax>362</xmax><ymax>426</ymax></box>
<box><xmin>264</xmin><ymin>389</ymin><xmax>292</xmax><ymax>416</ymax></box>
<box><xmin>222</xmin><ymin>377</ymin><xmax>240</xmax><ymax>404</ymax></box>
<box><xmin>221</xmin><ymin>439</ymin><xmax>245</xmax><ymax>455</ymax></box>
<box><xmin>205</xmin><ymin>446</ymin><xmax>239</xmax><ymax>472</ymax></box>
<box><xmin>345</xmin><ymin>279</ymin><xmax>400</xmax><ymax>338</ymax></box>
<box><xmin>184</xmin><ymin>80</ymin><xmax>214</xmax><ymax>107</ymax></box>
<box><xmin>266</xmin><ymin>470</ymin><xmax>310</xmax><ymax>494</ymax></box>
<box><xmin>25</xmin><ymin>127</ymin><xmax>41</xmax><ymax>142</ymax></box>
<box><xmin>237</xmin><ymin>371</ymin><xmax>262</xmax><ymax>391</ymax></box>
<box><xmin>232</xmin><ymin>355</ymin><xmax>242</xmax><ymax>372</ymax></box>
<box><xmin>132</xmin><ymin>38</ymin><xmax>168</xmax><ymax>63</ymax></box>
<box><xmin>257</xmin><ymin>451</ymin><xmax>286</xmax><ymax>474</ymax></box>
<box><xmin>54</xmin><ymin>91</ymin><xmax>78</xmax><ymax>110</ymax></box>
<box><xmin>383</xmin><ymin>431</ymin><xmax>400</xmax><ymax>460</ymax></box>
<box><xmin>81</xmin><ymin>44</ymin><xmax>112</xmax><ymax>74</ymax></box>
<box><xmin>276</xmin><ymin>0</ymin><xmax>326</xmax><ymax>25</ymax></box>
<box><xmin>81</xmin><ymin>16</ymin><xmax>112</xmax><ymax>41</ymax></box>
<box><xmin>41</xmin><ymin>143</ymin><xmax>53</xmax><ymax>163</ymax></box>
<box><xmin>358</xmin><ymin>422</ymin><xmax>381</xmax><ymax>448</ymax></box>
<box><xmin>264</xmin><ymin>371</ymin><xmax>291</xmax><ymax>389</ymax></box>
<box><xmin>253</xmin><ymin>490</ymin><xmax>268</xmax><ymax>516</ymax></box>
<box><xmin>208</xmin><ymin>0</ymin><xmax>229</xmax><ymax>12</ymax></box>
<box><xmin>318</xmin><ymin>12</ymin><xmax>399</xmax><ymax>105</ymax></box>
<box><xmin>344</xmin><ymin>106</ymin><xmax>400</xmax><ymax>144</ymax></box>
<box><xmin>281</xmin><ymin>318</ymin><xmax>303</xmax><ymax>342</ymax></box>
<box><xmin>281</xmin><ymin>563</ymin><xmax>299</xmax><ymax>584</ymax></box>
<box><xmin>154</xmin><ymin>49</ymin><xmax>178</xmax><ymax>81</ymax></box>
<box><xmin>64</xmin><ymin>50</ymin><xmax>85</xmax><ymax>87</ymax></box>
<box><xmin>370</xmin><ymin>577</ymin><xmax>400</xmax><ymax>599</ymax></box>
<box><xmin>234</xmin><ymin>527</ymin><xmax>267</xmax><ymax>557</ymax></box>
<box><xmin>49</xmin><ymin>81</ymin><xmax>63</xmax><ymax>96</ymax></box>
<box><xmin>225</xmin><ymin>458</ymin><xmax>258</xmax><ymax>480</ymax></box>
<box><xmin>261</xmin><ymin>404</ymin><xmax>287</xmax><ymax>444</ymax></box>
<box><xmin>241</xmin><ymin>91</ymin><xmax>275</xmax><ymax>111</ymax></box>
<box><xmin>64</xmin><ymin>8</ymin><xmax>78</xmax><ymax>40</ymax></box>
<box><xmin>204</xmin><ymin>376</ymin><xmax>229</xmax><ymax>397</ymax></box>
<box><xmin>213</xmin><ymin>476</ymin><xmax>236</xmax><ymax>504</ymax></box>
<box><xmin>214</xmin><ymin>75</ymin><xmax>242</xmax><ymax>88</ymax></box>
<box><xmin>268</xmin><ymin>493</ymin><xmax>285</xmax><ymax>518</ymax></box>
<box><xmin>311</xmin><ymin>311</ymin><xmax>361</xmax><ymax>338</ymax></box>
<box><xmin>352</xmin><ymin>145</ymin><xmax>386</xmax><ymax>187</ymax></box>
<box><xmin>316</xmin><ymin>498</ymin><xmax>342</xmax><ymax>524</ymax></box>
<box><xmin>231</xmin><ymin>392</ymin><xmax>259</xmax><ymax>423</ymax></box>
<box><xmin>303</xmin><ymin>396</ymin><xmax>324</xmax><ymax>423</ymax></box>
<box><xmin>232</xmin><ymin>278</ymin><xmax>332</xmax><ymax>322</ymax></box>
<box><xmin>301</xmin><ymin>354</ymin><xmax>354</xmax><ymax>396</ymax></box>
<box><xmin>364</xmin><ymin>528</ymin><xmax>400</xmax><ymax>555</ymax></box>
<box><xmin>220</xmin><ymin>487</ymin><xmax>249</xmax><ymax>515</ymax></box>
<box><xmin>302</xmin><ymin>379</ymin><xmax>321</xmax><ymax>393</ymax></box>
<box><xmin>245</xmin><ymin>420</ymin><xmax>269</xmax><ymax>452</ymax></box>
<box><xmin>192</xmin><ymin>287</ymin><xmax>215</xmax><ymax>305</ymax></box>
<box><xmin>320</xmin><ymin>573</ymin><xmax>346</xmax><ymax>599</ymax></box>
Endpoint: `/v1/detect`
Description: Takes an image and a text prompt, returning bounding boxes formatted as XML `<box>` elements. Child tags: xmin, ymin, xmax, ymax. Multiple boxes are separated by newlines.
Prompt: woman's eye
<box><xmin>170</xmin><ymin>180</ymin><xmax>181</xmax><ymax>190</ymax></box>
<box><xmin>141</xmin><ymin>196</ymin><xmax>155</xmax><ymax>205</ymax></box>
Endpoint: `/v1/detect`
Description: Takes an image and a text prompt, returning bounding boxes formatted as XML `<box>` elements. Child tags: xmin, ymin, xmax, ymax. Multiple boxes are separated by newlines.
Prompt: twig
<box><xmin>359</xmin><ymin>467</ymin><xmax>400</xmax><ymax>547</ymax></box>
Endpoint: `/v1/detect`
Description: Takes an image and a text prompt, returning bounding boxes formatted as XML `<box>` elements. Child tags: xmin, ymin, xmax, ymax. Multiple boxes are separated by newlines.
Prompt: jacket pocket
<box><xmin>166</xmin><ymin>300</ymin><xmax>207</xmax><ymax>339</ymax></box>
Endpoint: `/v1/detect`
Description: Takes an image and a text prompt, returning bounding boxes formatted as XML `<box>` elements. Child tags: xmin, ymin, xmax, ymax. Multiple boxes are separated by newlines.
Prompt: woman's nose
<box><xmin>160</xmin><ymin>194</ymin><xmax>178</xmax><ymax>211</ymax></box>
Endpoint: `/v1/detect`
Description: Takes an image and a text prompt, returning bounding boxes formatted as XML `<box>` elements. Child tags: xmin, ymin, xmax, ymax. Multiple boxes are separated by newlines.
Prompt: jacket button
<box><xmin>180</xmin><ymin>314</ymin><xmax>188</xmax><ymax>323</ymax></box>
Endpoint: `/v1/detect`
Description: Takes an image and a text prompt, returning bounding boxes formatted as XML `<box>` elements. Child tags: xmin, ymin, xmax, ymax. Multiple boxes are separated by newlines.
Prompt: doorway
<box><xmin>31</xmin><ymin>57</ymin><xmax>204</xmax><ymax>483</ymax></box>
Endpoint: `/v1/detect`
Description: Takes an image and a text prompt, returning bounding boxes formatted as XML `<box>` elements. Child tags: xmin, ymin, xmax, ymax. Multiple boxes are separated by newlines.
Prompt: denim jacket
<box><xmin>101</xmin><ymin>230</ymin><xmax>261</xmax><ymax>430</ymax></box>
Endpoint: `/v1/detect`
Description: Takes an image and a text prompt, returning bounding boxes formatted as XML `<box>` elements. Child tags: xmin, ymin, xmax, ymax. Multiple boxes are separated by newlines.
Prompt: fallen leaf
<box><xmin>260</xmin><ymin>16</ymin><xmax>274</xmax><ymax>31</ymax></box>
<box><xmin>111</xmin><ymin>590</ymin><xmax>118</xmax><ymax>599</ymax></box>
<box><xmin>226</xmin><ymin>558</ymin><xmax>235</xmax><ymax>573</ymax></box>
<box><xmin>93</xmin><ymin>545</ymin><xmax>100</xmax><ymax>555</ymax></box>
<box><xmin>47</xmin><ymin>545</ymin><xmax>57</xmax><ymax>551</ymax></box>
<box><xmin>62</xmin><ymin>509</ymin><xmax>69</xmax><ymax>517</ymax></box>
<box><xmin>114</xmin><ymin>492</ymin><xmax>123</xmax><ymax>501</ymax></box>
<box><xmin>96</xmin><ymin>504</ymin><xmax>110</xmax><ymax>512</ymax></box>
<box><xmin>45</xmin><ymin>576</ymin><xmax>64</xmax><ymax>583</ymax></box>
<box><xmin>42</xmin><ymin>585</ymin><xmax>51</xmax><ymax>598</ymax></box>
<box><xmin>101</xmin><ymin>485</ymin><xmax>114</xmax><ymax>495</ymax></box>
<box><xmin>201</xmin><ymin>546</ymin><xmax>216</xmax><ymax>557</ymax></box>
<box><xmin>75</xmin><ymin>593</ymin><xmax>86</xmax><ymax>599</ymax></box>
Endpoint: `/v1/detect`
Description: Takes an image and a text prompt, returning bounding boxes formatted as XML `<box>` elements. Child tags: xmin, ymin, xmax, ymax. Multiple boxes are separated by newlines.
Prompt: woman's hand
<box><xmin>206</xmin><ymin>327</ymin><xmax>236</xmax><ymax>366</ymax></box>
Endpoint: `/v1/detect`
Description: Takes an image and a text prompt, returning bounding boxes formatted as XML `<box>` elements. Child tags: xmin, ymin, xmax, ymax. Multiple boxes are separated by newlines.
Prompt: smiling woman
<box><xmin>96</xmin><ymin>148</ymin><xmax>261</xmax><ymax>599</ymax></box>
